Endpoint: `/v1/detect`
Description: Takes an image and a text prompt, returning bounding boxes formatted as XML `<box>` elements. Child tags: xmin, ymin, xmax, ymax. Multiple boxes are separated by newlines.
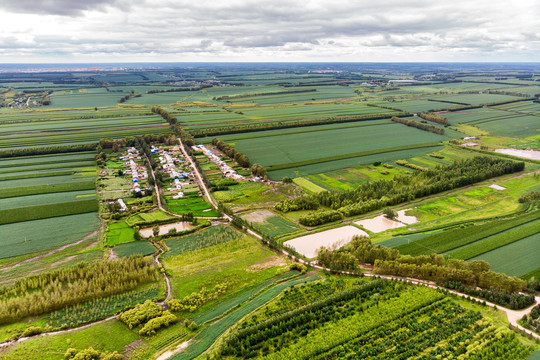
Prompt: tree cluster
<box><xmin>518</xmin><ymin>190</ymin><xmax>540</xmax><ymax>203</ymax></box>
<box><xmin>251</xmin><ymin>163</ymin><xmax>267</xmax><ymax>178</ymax></box>
<box><xmin>276</xmin><ymin>157</ymin><xmax>524</xmax><ymax>226</ymax></box>
<box><xmin>417</xmin><ymin>112</ymin><xmax>449</xmax><ymax>125</ymax></box>
<box><xmin>521</xmin><ymin>303</ymin><xmax>540</xmax><ymax>333</ymax></box>
<box><xmin>173</xmin><ymin>124</ymin><xmax>195</xmax><ymax>147</ymax></box>
<box><xmin>298</xmin><ymin>209</ymin><xmax>343</xmax><ymax>226</ymax></box>
<box><xmin>0</xmin><ymin>256</ymin><xmax>159</xmax><ymax>324</ymax></box>
<box><xmin>212</xmin><ymin>138</ymin><xmax>251</xmax><ymax>168</ymax></box>
<box><xmin>318</xmin><ymin>236</ymin><xmax>399</xmax><ymax>271</ymax></box>
<box><xmin>168</xmin><ymin>283</ymin><xmax>229</xmax><ymax>312</ymax></box>
<box><xmin>64</xmin><ymin>347</ymin><xmax>122</xmax><ymax>360</ymax></box>
<box><xmin>147</xmin><ymin>85</ymin><xmax>211</xmax><ymax>94</ymax></box>
<box><xmin>118</xmin><ymin>300</ymin><xmax>162</xmax><ymax>329</ymax></box>
<box><xmin>118</xmin><ymin>91</ymin><xmax>141</xmax><ymax>103</ymax></box>
<box><xmin>392</xmin><ymin>116</ymin><xmax>445</xmax><ymax>135</ymax></box>
<box><xmin>151</xmin><ymin>106</ymin><xmax>177</xmax><ymax>125</ymax></box>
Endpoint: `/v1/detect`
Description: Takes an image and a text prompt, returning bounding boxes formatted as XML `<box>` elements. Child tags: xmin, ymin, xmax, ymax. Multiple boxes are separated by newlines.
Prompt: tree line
<box><xmin>189</xmin><ymin>112</ymin><xmax>408</xmax><ymax>138</ymax></box>
<box><xmin>147</xmin><ymin>85</ymin><xmax>211</xmax><ymax>94</ymax></box>
<box><xmin>118</xmin><ymin>91</ymin><xmax>142</xmax><ymax>103</ymax></box>
<box><xmin>392</xmin><ymin>116</ymin><xmax>445</xmax><ymax>135</ymax></box>
<box><xmin>317</xmin><ymin>236</ymin><xmax>534</xmax><ymax>309</ymax></box>
<box><xmin>213</xmin><ymin>88</ymin><xmax>316</xmax><ymax>101</ymax></box>
<box><xmin>212</xmin><ymin>138</ymin><xmax>251</xmax><ymax>168</ymax></box>
<box><xmin>417</xmin><ymin>112</ymin><xmax>448</xmax><ymax>125</ymax></box>
<box><xmin>0</xmin><ymin>144</ymin><xmax>96</xmax><ymax>158</ymax></box>
<box><xmin>276</xmin><ymin>157</ymin><xmax>524</xmax><ymax>226</ymax></box>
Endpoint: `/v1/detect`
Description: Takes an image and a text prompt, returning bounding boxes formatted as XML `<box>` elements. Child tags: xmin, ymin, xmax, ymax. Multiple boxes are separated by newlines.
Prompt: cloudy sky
<box><xmin>0</xmin><ymin>0</ymin><xmax>538</xmax><ymax>63</ymax></box>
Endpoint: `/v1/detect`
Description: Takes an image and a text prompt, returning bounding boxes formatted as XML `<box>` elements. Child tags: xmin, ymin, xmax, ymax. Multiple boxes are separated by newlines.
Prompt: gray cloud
<box><xmin>0</xmin><ymin>0</ymin><xmax>135</xmax><ymax>16</ymax></box>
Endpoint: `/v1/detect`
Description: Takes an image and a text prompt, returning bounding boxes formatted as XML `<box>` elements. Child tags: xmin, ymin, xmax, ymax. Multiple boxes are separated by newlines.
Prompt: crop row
<box><xmin>0</xmin><ymin>199</ymin><xmax>98</xmax><ymax>225</ymax></box>
<box><xmin>47</xmin><ymin>286</ymin><xmax>161</xmax><ymax>328</ymax></box>
<box><xmin>0</xmin><ymin>181</ymin><xmax>96</xmax><ymax>199</ymax></box>
<box><xmin>232</xmin><ymin>286</ymin><xmax>444</xmax><ymax>360</ymax></box>
<box><xmin>396</xmin><ymin>210</ymin><xmax>540</xmax><ymax>256</ymax></box>
<box><xmin>165</xmin><ymin>225</ymin><xmax>241</xmax><ymax>257</ymax></box>
<box><xmin>448</xmin><ymin>219</ymin><xmax>540</xmax><ymax>259</ymax></box>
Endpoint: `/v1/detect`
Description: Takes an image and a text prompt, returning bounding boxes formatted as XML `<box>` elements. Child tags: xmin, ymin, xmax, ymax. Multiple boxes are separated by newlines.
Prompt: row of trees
<box><xmin>212</xmin><ymin>138</ymin><xmax>251</xmax><ymax>168</ymax></box>
<box><xmin>151</xmin><ymin>105</ymin><xmax>177</xmax><ymax>125</ymax></box>
<box><xmin>173</xmin><ymin>123</ymin><xmax>195</xmax><ymax>147</ymax></box>
<box><xmin>189</xmin><ymin>112</ymin><xmax>407</xmax><ymax>138</ymax></box>
<box><xmin>392</xmin><ymin>116</ymin><xmax>445</xmax><ymax>135</ymax></box>
<box><xmin>418</xmin><ymin>112</ymin><xmax>448</xmax><ymax>125</ymax></box>
<box><xmin>0</xmin><ymin>256</ymin><xmax>159</xmax><ymax>324</ymax></box>
<box><xmin>147</xmin><ymin>85</ymin><xmax>211</xmax><ymax>94</ymax></box>
<box><xmin>276</xmin><ymin>157</ymin><xmax>525</xmax><ymax>224</ymax></box>
<box><xmin>316</xmin><ymin>236</ymin><xmax>532</xmax><ymax>308</ymax></box>
<box><xmin>168</xmin><ymin>283</ymin><xmax>229</xmax><ymax>312</ymax></box>
<box><xmin>298</xmin><ymin>209</ymin><xmax>343</xmax><ymax>226</ymax></box>
<box><xmin>0</xmin><ymin>144</ymin><xmax>96</xmax><ymax>158</ymax></box>
<box><xmin>118</xmin><ymin>91</ymin><xmax>141</xmax><ymax>103</ymax></box>
<box><xmin>214</xmin><ymin>88</ymin><xmax>316</xmax><ymax>101</ymax></box>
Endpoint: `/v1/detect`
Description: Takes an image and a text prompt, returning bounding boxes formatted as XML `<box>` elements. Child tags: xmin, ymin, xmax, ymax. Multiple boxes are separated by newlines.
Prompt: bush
<box><xmin>139</xmin><ymin>311</ymin><xmax>177</xmax><ymax>336</ymax></box>
<box><xmin>118</xmin><ymin>300</ymin><xmax>162</xmax><ymax>329</ymax></box>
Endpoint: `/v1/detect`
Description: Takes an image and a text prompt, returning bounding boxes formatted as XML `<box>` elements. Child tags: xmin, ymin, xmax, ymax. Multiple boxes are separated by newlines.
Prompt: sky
<box><xmin>0</xmin><ymin>0</ymin><xmax>538</xmax><ymax>63</ymax></box>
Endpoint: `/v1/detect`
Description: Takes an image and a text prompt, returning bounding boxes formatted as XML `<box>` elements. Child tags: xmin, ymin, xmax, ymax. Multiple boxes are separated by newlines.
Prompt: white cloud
<box><xmin>0</xmin><ymin>0</ymin><xmax>538</xmax><ymax>62</ymax></box>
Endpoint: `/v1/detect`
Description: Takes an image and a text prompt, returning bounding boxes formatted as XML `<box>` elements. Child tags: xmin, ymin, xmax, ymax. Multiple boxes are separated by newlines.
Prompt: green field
<box><xmin>106</xmin><ymin>221</ymin><xmax>137</xmax><ymax>246</ymax></box>
<box><xmin>242</xmin><ymin>210</ymin><xmax>301</xmax><ymax>239</ymax></box>
<box><xmin>0</xmin><ymin>190</ymin><xmax>95</xmax><ymax>210</ymax></box>
<box><xmin>0</xmin><ymin>198</ymin><xmax>98</xmax><ymax>225</ymax></box>
<box><xmin>165</xmin><ymin>225</ymin><xmax>241</xmax><ymax>257</ymax></box>
<box><xmin>166</xmin><ymin>196</ymin><xmax>218</xmax><ymax>217</ymax></box>
<box><xmin>113</xmin><ymin>241</ymin><xmax>157</xmax><ymax>257</ymax></box>
<box><xmin>0</xmin><ymin>213</ymin><xmax>99</xmax><ymax>259</ymax></box>
<box><xmin>223</xmin><ymin>121</ymin><xmax>448</xmax><ymax>179</ymax></box>
<box><xmin>163</xmin><ymin>234</ymin><xmax>289</xmax><ymax>308</ymax></box>
<box><xmin>471</xmin><ymin>232</ymin><xmax>540</xmax><ymax>277</ymax></box>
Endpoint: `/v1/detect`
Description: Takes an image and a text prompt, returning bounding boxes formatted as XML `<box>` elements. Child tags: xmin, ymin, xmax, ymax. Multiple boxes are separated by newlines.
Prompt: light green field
<box><xmin>106</xmin><ymin>221</ymin><xmax>136</xmax><ymax>246</ymax></box>
<box><xmin>0</xmin><ymin>190</ymin><xmax>96</xmax><ymax>210</ymax></box>
<box><xmin>292</xmin><ymin>177</ymin><xmax>326</xmax><ymax>194</ymax></box>
<box><xmin>0</xmin><ymin>320</ymin><xmax>137</xmax><ymax>360</ymax></box>
<box><xmin>166</xmin><ymin>196</ymin><xmax>218</xmax><ymax>217</ymax></box>
<box><xmin>163</xmin><ymin>234</ymin><xmax>289</xmax><ymax>308</ymax></box>
<box><xmin>0</xmin><ymin>212</ymin><xmax>99</xmax><ymax>259</ymax></box>
<box><xmin>114</xmin><ymin>241</ymin><xmax>156</xmax><ymax>257</ymax></box>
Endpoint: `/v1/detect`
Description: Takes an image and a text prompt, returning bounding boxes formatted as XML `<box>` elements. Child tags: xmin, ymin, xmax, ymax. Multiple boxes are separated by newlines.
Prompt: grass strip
<box><xmin>0</xmin><ymin>170</ymin><xmax>75</xmax><ymax>181</ymax></box>
<box><xmin>267</xmin><ymin>142</ymin><xmax>442</xmax><ymax>171</ymax></box>
<box><xmin>0</xmin><ymin>199</ymin><xmax>98</xmax><ymax>225</ymax></box>
<box><xmin>448</xmin><ymin>219</ymin><xmax>540</xmax><ymax>260</ymax></box>
<box><xmin>171</xmin><ymin>274</ymin><xmax>319</xmax><ymax>360</ymax></box>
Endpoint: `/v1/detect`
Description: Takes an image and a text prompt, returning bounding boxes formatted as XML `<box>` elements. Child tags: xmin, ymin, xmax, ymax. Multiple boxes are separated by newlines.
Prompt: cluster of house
<box><xmin>156</xmin><ymin>146</ymin><xmax>192</xmax><ymax>199</ymax></box>
<box><xmin>119</xmin><ymin>147</ymin><xmax>148</xmax><ymax>194</ymax></box>
<box><xmin>193</xmin><ymin>144</ymin><xmax>245</xmax><ymax>180</ymax></box>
